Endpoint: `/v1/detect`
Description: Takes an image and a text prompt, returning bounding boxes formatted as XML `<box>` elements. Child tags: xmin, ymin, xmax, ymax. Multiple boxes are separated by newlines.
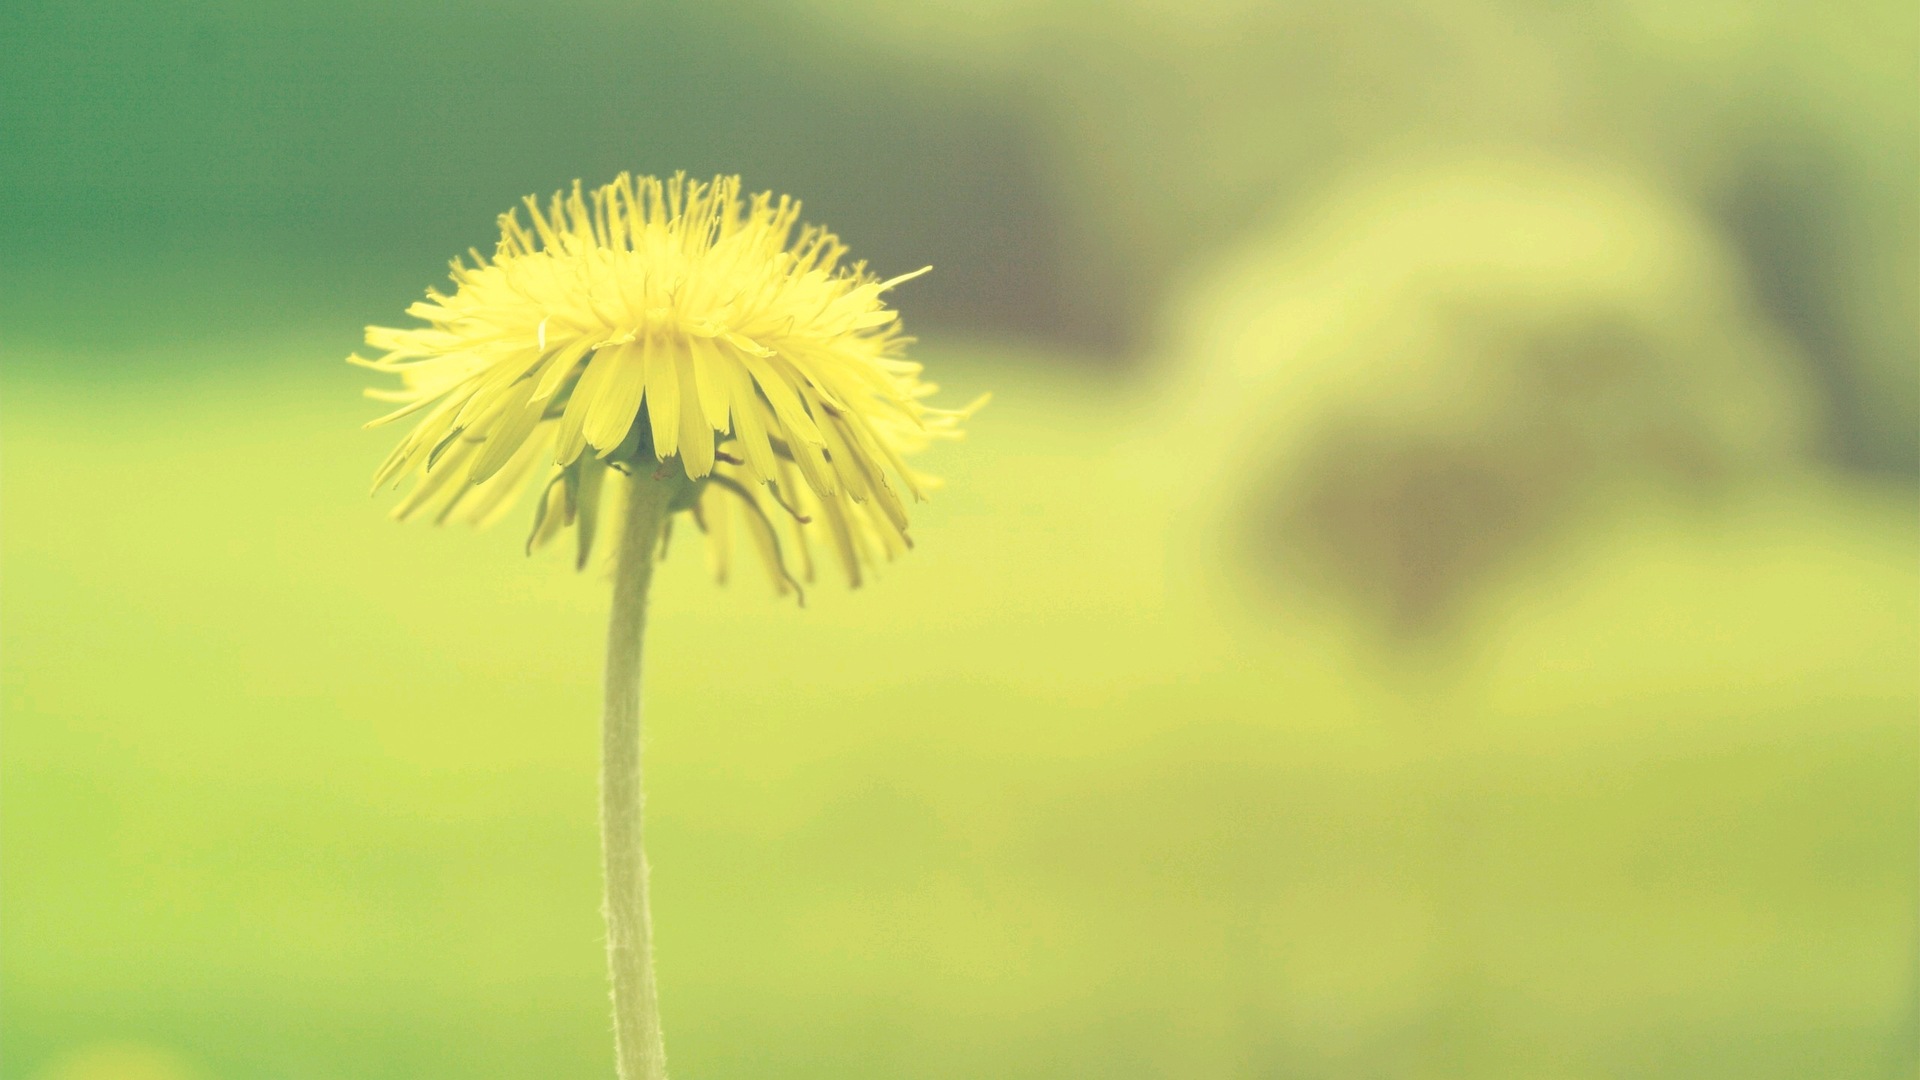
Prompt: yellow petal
<box><xmin>675</xmin><ymin>345</ymin><xmax>716</xmax><ymax>478</ymax></box>
<box><xmin>642</xmin><ymin>337</ymin><xmax>681</xmax><ymax>459</ymax></box>
<box><xmin>689</xmin><ymin>334</ymin><xmax>733</xmax><ymax>432</ymax></box>
<box><xmin>468</xmin><ymin>378</ymin><xmax>541</xmax><ymax>484</ymax></box>
<box><xmin>583</xmin><ymin>340</ymin><xmax>646</xmax><ymax>453</ymax></box>
<box><xmin>722</xmin><ymin>361</ymin><xmax>779</xmax><ymax>483</ymax></box>
<box><xmin>553</xmin><ymin>345</ymin><xmax>621</xmax><ymax>464</ymax></box>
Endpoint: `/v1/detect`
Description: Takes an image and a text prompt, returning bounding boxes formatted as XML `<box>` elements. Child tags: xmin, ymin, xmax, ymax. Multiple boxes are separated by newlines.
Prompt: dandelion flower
<box><xmin>356</xmin><ymin>172</ymin><xmax>979</xmax><ymax>596</ymax></box>
<box><xmin>352</xmin><ymin>173</ymin><xmax>981</xmax><ymax>1080</ymax></box>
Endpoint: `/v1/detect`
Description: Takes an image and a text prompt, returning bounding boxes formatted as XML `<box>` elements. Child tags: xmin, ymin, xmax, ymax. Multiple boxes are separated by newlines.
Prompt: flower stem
<box><xmin>601</xmin><ymin>471</ymin><xmax>676</xmax><ymax>1080</ymax></box>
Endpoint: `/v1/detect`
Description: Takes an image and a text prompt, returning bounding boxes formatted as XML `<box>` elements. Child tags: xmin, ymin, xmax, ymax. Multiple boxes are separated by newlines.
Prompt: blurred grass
<box><xmin>2</xmin><ymin>341</ymin><xmax>1914</xmax><ymax>1079</ymax></box>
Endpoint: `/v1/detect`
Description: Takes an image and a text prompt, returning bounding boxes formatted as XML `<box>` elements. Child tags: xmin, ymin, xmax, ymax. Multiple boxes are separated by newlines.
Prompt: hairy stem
<box><xmin>601</xmin><ymin>472</ymin><xmax>676</xmax><ymax>1080</ymax></box>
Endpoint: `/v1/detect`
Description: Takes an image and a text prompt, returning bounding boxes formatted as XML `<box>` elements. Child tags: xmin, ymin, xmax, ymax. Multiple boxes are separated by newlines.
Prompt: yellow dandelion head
<box><xmin>355</xmin><ymin>173</ymin><xmax>982</xmax><ymax>597</ymax></box>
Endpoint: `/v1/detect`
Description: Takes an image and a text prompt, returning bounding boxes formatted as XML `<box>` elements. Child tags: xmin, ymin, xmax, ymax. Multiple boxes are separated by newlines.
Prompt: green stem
<box><xmin>601</xmin><ymin>471</ymin><xmax>675</xmax><ymax>1080</ymax></box>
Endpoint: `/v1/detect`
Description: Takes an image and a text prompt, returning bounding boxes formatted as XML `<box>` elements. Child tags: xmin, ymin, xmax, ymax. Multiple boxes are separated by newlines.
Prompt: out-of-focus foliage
<box><xmin>811</xmin><ymin>0</ymin><xmax>1917</xmax><ymax>477</ymax></box>
<box><xmin>1600</xmin><ymin>1</ymin><xmax>1920</xmax><ymax>476</ymax></box>
<box><xmin>1164</xmin><ymin>157</ymin><xmax>1806</xmax><ymax>636</ymax></box>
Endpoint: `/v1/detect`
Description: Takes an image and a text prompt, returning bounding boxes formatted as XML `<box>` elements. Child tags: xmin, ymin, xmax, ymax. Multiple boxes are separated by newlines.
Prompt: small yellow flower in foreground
<box><xmin>355</xmin><ymin>172</ymin><xmax>980</xmax><ymax>595</ymax></box>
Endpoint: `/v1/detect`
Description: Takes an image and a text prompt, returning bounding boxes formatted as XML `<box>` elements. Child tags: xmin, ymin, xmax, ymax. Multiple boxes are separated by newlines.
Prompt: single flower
<box><xmin>352</xmin><ymin>173</ymin><xmax>980</xmax><ymax>1080</ymax></box>
<box><xmin>355</xmin><ymin>172</ymin><xmax>978</xmax><ymax>596</ymax></box>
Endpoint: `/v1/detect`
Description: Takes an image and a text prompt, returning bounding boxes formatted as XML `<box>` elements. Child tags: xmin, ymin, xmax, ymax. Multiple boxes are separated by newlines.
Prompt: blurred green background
<box><xmin>3</xmin><ymin>2</ymin><xmax>1915</xmax><ymax>1078</ymax></box>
